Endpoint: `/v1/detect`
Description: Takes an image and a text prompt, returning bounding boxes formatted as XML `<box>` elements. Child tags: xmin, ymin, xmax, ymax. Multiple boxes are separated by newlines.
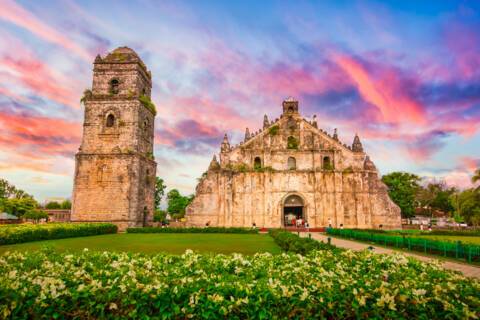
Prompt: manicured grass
<box><xmin>0</xmin><ymin>233</ymin><xmax>281</xmax><ymax>255</ymax></box>
<box><xmin>414</xmin><ymin>235</ymin><xmax>480</xmax><ymax>245</ymax></box>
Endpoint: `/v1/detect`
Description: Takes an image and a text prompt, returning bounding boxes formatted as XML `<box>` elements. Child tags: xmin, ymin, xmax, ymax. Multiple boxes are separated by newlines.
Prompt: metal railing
<box><xmin>326</xmin><ymin>228</ymin><xmax>480</xmax><ymax>263</ymax></box>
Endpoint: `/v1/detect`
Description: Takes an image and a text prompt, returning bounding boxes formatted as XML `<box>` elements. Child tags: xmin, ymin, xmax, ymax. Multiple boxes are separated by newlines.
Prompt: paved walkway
<box><xmin>301</xmin><ymin>232</ymin><xmax>480</xmax><ymax>278</ymax></box>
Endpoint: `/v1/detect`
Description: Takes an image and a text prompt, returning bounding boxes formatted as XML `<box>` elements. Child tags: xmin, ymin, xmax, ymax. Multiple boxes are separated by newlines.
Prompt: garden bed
<box><xmin>0</xmin><ymin>248</ymin><xmax>478</xmax><ymax>319</ymax></box>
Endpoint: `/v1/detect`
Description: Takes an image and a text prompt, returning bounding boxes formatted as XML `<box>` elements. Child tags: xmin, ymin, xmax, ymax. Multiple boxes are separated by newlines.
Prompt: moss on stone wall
<box><xmin>268</xmin><ymin>125</ymin><xmax>279</xmax><ymax>135</ymax></box>
<box><xmin>139</xmin><ymin>95</ymin><xmax>157</xmax><ymax>115</ymax></box>
<box><xmin>80</xmin><ymin>89</ymin><xmax>92</xmax><ymax>105</ymax></box>
<box><xmin>287</xmin><ymin>136</ymin><xmax>299</xmax><ymax>149</ymax></box>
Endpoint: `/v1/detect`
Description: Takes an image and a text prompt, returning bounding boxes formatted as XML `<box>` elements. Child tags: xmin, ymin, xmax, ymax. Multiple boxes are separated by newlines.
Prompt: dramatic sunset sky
<box><xmin>0</xmin><ymin>0</ymin><xmax>479</xmax><ymax>201</ymax></box>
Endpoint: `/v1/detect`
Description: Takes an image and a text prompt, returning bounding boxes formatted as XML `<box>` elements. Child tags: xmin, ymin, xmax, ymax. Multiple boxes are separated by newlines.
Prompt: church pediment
<box><xmin>231</xmin><ymin>102</ymin><xmax>356</xmax><ymax>154</ymax></box>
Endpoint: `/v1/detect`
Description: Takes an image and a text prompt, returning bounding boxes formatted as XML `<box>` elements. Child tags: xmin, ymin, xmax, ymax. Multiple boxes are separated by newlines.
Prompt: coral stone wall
<box><xmin>71</xmin><ymin>47</ymin><xmax>156</xmax><ymax>231</ymax></box>
<box><xmin>187</xmin><ymin>99</ymin><xmax>401</xmax><ymax>229</ymax></box>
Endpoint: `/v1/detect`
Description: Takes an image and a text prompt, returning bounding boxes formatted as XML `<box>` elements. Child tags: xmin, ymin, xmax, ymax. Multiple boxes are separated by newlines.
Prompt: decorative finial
<box><xmin>221</xmin><ymin>133</ymin><xmax>230</xmax><ymax>152</ymax></box>
<box><xmin>94</xmin><ymin>54</ymin><xmax>102</xmax><ymax>63</ymax></box>
<box><xmin>263</xmin><ymin>115</ymin><xmax>269</xmax><ymax>129</ymax></box>
<box><xmin>208</xmin><ymin>154</ymin><xmax>220</xmax><ymax>170</ymax></box>
<box><xmin>244</xmin><ymin>128</ymin><xmax>250</xmax><ymax>141</ymax></box>
<box><xmin>333</xmin><ymin>128</ymin><xmax>338</xmax><ymax>140</ymax></box>
<box><xmin>363</xmin><ymin>155</ymin><xmax>376</xmax><ymax>170</ymax></box>
<box><xmin>352</xmin><ymin>133</ymin><xmax>364</xmax><ymax>152</ymax></box>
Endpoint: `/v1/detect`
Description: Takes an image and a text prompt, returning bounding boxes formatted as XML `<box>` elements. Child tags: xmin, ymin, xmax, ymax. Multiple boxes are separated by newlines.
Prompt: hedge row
<box><xmin>0</xmin><ymin>223</ymin><xmax>118</xmax><ymax>245</ymax></box>
<box><xmin>269</xmin><ymin>229</ymin><xmax>340</xmax><ymax>255</ymax></box>
<box><xmin>2</xmin><ymin>249</ymin><xmax>478</xmax><ymax>319</ymax></box>
<box><xmin>126</xmin><ymin>227</ymin><xmax>259</xmax><ymax>234</ymax></box>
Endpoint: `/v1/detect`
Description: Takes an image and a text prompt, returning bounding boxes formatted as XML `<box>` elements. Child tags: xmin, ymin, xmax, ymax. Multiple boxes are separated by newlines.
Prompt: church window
<box><xmin>146</xmin><ymin>169</ymin><xmax>151</xmax><ymax>186</ymax></box>
<box><xmin>97</xmin><ymin>164</ymin><xmax>107</xmax><ymax>182</ymax></box>
<box><xmin>110</xmin><ymin>79</ymin><xmax>119</xmax><ymax>94</ymax></box>
<box><xmin>323</xmin><ymin>156</ymin><xmax>333</xmax><ymax>170</ymax></box>
<box><xmin>287</xmin><ymin>157</ymin><xmax>296</xmax><ymax>170</ymax></box>
<box><xmin>144</xmin><ymin>119</ymin><xmax>149</xmax><ymax>134</ymax></box>
<box><xmin>106</xmin><ymin>114</ymin><xmax>115</xmax><ymax>127</ymax></box>
<box><xmin>287</xmin><ymin>136</ymin><xmax>298</xmax><ymax>149</ymax></box>
<box><xmin>253</xmin><ymin>157</ymin><xmax>262</xmax><ymax>169</ymax></box>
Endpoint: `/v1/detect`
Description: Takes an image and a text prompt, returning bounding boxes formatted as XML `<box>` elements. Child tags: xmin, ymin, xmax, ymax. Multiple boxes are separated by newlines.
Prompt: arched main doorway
<box><xmin>283</xmin><ymin>194</ymin><xmax>304</xmax><ymax>227</ymax></box>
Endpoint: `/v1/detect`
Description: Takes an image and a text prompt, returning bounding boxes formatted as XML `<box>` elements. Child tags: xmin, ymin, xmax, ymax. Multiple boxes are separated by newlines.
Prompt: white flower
<box><xmin>412</xmin><ymin>289</ymin><xmax>427</xmax><ymax>296</ymax></box>
<box><xmin>208</xmin><ymin>294</ymin><xmax>224</xmax><ymax>303</ymax></box>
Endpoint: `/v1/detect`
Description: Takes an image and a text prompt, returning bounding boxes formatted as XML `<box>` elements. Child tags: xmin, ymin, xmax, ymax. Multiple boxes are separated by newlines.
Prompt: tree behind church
<box><xmin>381</xmin><ymin>172</ymin><xmax>421</xmax><ymax>218</ymax></box>
<box><xmin>167</xmin><ymin>189</ymin><xmax>194</xmax><ymax>219</ymax></box>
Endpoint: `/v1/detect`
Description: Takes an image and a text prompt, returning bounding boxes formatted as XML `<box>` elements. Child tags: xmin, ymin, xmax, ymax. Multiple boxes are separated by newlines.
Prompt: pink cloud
<box><xmin>459</xmin><ymin>156</ymin><xmax>480</xmax><ymax>171</ymax></box>
<box><xmin>0</xmin><ymin>31</ymin><xmax>79</xmax><ymax>108</ymax></box>
<box><xmin>0</xmin><ymin>0</ymin><xmax>91</xmax><ymax>61</ymax></box>
<box><xmin>442</xmin><ymin>170</ymin><xmax>474</xmax><ymax>190</ymax></box>
<box><xmin>333</xmin><ymin>53</ymin><xmax>427</xmax><ymax>126</ymax></box>
<box><xmin>0</xmin><ymin>86</ymin><xmax>31</xmax><ymax>103</ymax></box>
<box><xmin>0</xmin><ymin>111</ymin><xmax>81</xmax><ymax>157</ymax></box>
<box><xmin>0</xmin><ymin>56</ymin><xmax>78</xmax><ymax>108</ymax></box>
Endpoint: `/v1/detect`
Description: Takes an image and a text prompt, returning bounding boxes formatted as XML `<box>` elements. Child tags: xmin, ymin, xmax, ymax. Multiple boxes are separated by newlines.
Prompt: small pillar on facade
<box><xmin>352</xmin><ymin>133</ymin><xmax>364</xmax><ymax>152</ymax></box>
<box><xmin>312</xmin><ymin>115</ymin><xmax>318</xmax><ymax>128</ymax></box>
<box><xmin>221</xmin><ymin>133</ymin><xmax>230</xmax><ymax>152</ymax></box>
<box><xmin>244</xmin><ymin>127</ymin><xmax>251</xmax><ymax>141</ymax></box>
<box><xmin>208</xmin><ymin>154</ymin><xmax>220</xmax><ymax>171</ymax></box>
<box><xmin>263</xmin><ymin>114</ymin><xmax>269</xmax><ymax>129</ymax></box>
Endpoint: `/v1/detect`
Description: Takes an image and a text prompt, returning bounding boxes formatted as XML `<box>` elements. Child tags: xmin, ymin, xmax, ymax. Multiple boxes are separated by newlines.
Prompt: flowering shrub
<box><xmin>0</xmin><ymin>223</ymin><xmax>117</xmax><ymax>245</ymax></box>
<box><xmin>127</xmin><ymin>227</ymin><xmax>259</xmax><ymax>234</ymax></box>
<box><xmin>269</xmin><ymin>229</ymin><xmax>340</xmax><ymax>254</ymax></box>
<box><xmin>0</xmin><ymin>249</ymin><xmax>478</xmax><ymax>319</ymax></box>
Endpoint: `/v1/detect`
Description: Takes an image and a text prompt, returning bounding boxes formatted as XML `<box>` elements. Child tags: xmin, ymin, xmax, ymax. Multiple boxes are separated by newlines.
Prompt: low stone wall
<box><xmin>44</xmin><ymin>209</ymin><xmax>71</xmax><ymax>222</ymax></box>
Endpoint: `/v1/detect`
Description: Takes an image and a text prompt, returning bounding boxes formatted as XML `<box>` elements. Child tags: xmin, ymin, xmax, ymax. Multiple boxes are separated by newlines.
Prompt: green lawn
<box><xmin>0</xmin><ymin>233</ymin><xmax>281</xmax><ymax>255</ymax></box>
<box><xmin>413</xmin><ymin>235</ymin><xmax>480</xmax><ymax>245</ymax></box>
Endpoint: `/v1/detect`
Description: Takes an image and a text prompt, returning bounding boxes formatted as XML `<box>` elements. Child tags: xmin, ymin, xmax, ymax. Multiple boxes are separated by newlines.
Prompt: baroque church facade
<box><xmin>71</xmin><ymin>47</ymin><xmax>157</xmax><ymax>230</ymax></box>
<box><xmin>186</xmin><ymin>99</ymin><xmax>401</xmax><ymax>229</ymax></box>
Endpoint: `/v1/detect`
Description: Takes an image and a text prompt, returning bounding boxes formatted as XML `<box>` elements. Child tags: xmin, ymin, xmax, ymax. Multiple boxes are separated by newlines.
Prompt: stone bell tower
<box><xmin>71</xmin><ymin>47</ymin><xmax>157</xmax><ymax>230</ymax></box>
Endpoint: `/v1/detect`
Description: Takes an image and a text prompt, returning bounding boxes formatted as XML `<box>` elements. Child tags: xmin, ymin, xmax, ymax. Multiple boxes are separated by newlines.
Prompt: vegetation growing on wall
<box><xmin>342</xmin><ymin>166</ymin><xmax>353</xmax><ymax>174</ymax></box>
<box><xmin>287</xmin><ymin>136</ymin><xmax>298</xmax><ymax>149</ymax></box>
<box><xmin>139</xmin><ymin>95</ymin><xmax>157</xmax><ymax>115</ymax></box>
<box><xmin>80</xmin><ymin>89</ymin><xmax>92</xmax><ymax>105</ymax></box>
<box><xmin>323</xmin><ymin>162</ymin><xmax>334</xmax><ymax>170</ymax></box>
<box><xmin>268</xmin><ymin>125</ymin><xmax>279</xmax><ymax>135</ymax></box>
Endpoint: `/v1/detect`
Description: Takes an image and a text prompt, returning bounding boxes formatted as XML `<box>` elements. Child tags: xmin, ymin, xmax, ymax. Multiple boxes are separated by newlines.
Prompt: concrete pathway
<box><xmin>301</xmin><ymin>232</ymin><xmax>480</xmax><ymax>279</ymax></box>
